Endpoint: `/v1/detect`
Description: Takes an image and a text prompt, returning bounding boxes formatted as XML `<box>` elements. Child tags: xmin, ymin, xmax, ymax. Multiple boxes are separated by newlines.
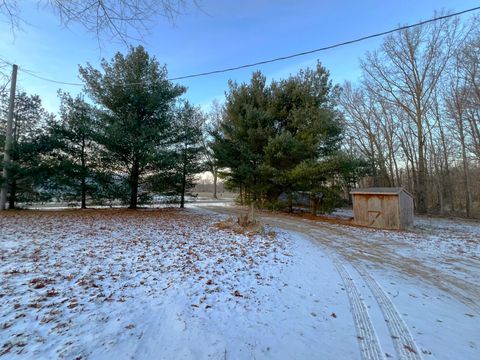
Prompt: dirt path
<box><xmin>196</xmin><ymin>204</ymin><xmax>480</xmax><ymax>314</ymax></box>
<box><xmin>193</xmin><ymin>204</ymin><xmax>480</xmax><ymax>359</ymax></box>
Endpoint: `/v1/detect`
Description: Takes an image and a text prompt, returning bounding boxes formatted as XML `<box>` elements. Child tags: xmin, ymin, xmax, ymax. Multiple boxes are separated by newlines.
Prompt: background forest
<box><xmin>1</xmin><ymin>12</ymin><xmax>479</xmax><ymax>217</ymax></box>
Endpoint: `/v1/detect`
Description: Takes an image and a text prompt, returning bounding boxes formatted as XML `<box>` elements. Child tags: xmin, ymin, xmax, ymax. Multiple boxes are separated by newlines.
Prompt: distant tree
<box><xmin>264</xmin><ymin>63</ymin><xmax>343</xmax><ymax>211</ymax></box>
<box><xmin>335</xmin><ymin>153</ymin><xmax>371</xmax><ymax>204</ymax></box>
<box><xmin>79</xmin><ymin>46</ymin><xmax>185</xmax><ymax>208</ymax></box>
<box><xmin>0</xmin><ymin>60</ymin><xmax>9</xmax><ymax>105</ymax></box>
<box><xmin>288</xmin><ymin>160</ymin><xmax>340</xmax><ymax>214</ymax></box>
<box><xmin>0</xmin><ymin>91</ymin><xmax>51</xmax><ymax>208</ymax></box>
<box><xmin>340</xmin><ymin>13</ymin><xmax>479</xmax><ymax>217</ymax></box>
<box><xmin>456</xmin><ymin>28</ymin><xmax>480</xmax><ymax>159</ymax></box>
<box><xmin>173</xmin><ymin>101</ymin><xmax>204</xmax><ymax>208</ymax></box>
<box><xmin>360</xmin><ymin>14</ymin><xmax>461</xmax><ymax>213</ymax></box>
<box><xmin>202</xmin><ymin>100</ymin><xmax>223</xmax><ymax>199</ymax></box>
<box><xmin>0</xmin><ymin>104</ymin><xmax>5</xmax><ymax>153</ymax></box>
<box><xmin>212</xmin><ymin>71</ymin><xmax>274</xmax><ymax>207</ymax></box>
<box><xmin>46</xmin><ymin>92</ymin><xmax>98</xmax><ymax>208</ymax></box>
<box><xmin>339</xmin><ymin>82</ymin><xmax>401</xmax><ymax>188</ymax></box>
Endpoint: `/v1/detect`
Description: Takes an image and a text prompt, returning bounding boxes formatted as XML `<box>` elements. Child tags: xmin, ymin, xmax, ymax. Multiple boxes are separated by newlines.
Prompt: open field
<box><xmin>1</xmin><ymin>207</ymin><xmax>479</xmax><ymax>359</ymax></box>
<box><xmin>0</xmin><ymin>209</ymin><xmax>354</xmax><ymax>359</ymax></box>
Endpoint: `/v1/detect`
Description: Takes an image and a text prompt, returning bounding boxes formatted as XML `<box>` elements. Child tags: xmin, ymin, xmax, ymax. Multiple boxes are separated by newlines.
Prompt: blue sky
<box><xmin>0</xmin><ymin>0</ymin><xmax>478</xmax><ymax>114</ymax></box>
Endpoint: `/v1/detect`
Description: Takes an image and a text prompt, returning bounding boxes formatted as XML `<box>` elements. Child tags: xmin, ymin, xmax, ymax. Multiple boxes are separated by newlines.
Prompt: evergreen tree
<box><xmin>213</xmin><ymin>72</ymin><xmax>274</xmax><ymax>205</ymax></box>
<box><xmin>0</xmin><ymin>91</ymin><xmax>51</xmax><ymax>208</ymax></box>
<box><xmin>264</xmin><ymin>63</ymin><xmax>343</xmax><ymax>210</ymax></box>
<box><xmin>46</xmin><ymin>92</ymin><xmax>98</xmax><ymax>208</ymax></box>
<box><xmin>212</xmin><ymin>62</ymin><xmax>364</xmax><ymax>213</ymax></box>
<box><xmin>79</xmin><ymin>46</ymin><xmax>185</xmax><ymax>208</ymax></box>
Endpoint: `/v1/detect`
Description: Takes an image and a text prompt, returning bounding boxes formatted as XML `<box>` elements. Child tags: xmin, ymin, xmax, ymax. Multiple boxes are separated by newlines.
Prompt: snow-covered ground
<box><xmin>1</xmin><ymin>209</ymin><xmax>357</xmax><ymax>359</ymax></box>
<box><xmin>332</xmin><ymin>207</ymin><xmax>480</xmax><ymax>259</ymax></box>
<box><xmin>330</xmin><ymin>208</ymin><xmax>480</xmax><ymax>285</ymax></box>
<box><xmin>197</xmin><ymin>205</ymin><xmax>480</xmax><ymax>360</ymax></box>
<box><xmin>1</xmin><ymin>208</ymin><xmax>479</xmax><ymax>359</ymax></box>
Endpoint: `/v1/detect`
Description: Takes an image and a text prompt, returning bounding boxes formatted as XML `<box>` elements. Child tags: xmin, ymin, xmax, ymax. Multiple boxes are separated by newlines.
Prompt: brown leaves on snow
<box><xmin>0</xmin><ymin>208</ymin><xmax>290</xmax><ymax>357</ymax></box>
<box><xmin>28</xmin><ymin>278</ymin><xmax>52</xmax><ymax>289</ymax></box>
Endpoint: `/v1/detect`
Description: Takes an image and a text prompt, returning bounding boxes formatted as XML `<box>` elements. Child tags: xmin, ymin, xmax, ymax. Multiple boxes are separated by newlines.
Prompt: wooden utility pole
<box><xmin>0</xmin><ymin>64</ymin><xmax>18</xmax><ymax>210</ymax></box>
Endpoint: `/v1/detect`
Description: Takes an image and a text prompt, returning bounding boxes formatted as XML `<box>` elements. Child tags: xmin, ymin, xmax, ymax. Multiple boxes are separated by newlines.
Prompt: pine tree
<box><xmin>212</xmin><ymin>62</ymin><xmax>364</xmax><ymax>214</ymax></box>
<box><xmin>0</xmin><ymin>92</ymin><xmax>51</xmax><ymax>208</ymax></box>
<box><xmin>212</xmin><ymin>72</ymin><xmax>274</xmax><ymax>205</ymax></box>
<box><xmin>46</xmin><ymin>92</ymin><xmax>98</xmax><ymax>208</ymax></box>
<box><xmin>264</xmin><ymin>63</ymin><xmax>343</xmax><ymax>210</ymax></box>
<box><xmin>79</xmin><ymin>46</ymin><xmax>185</xmax><ymax>208</ymax></box>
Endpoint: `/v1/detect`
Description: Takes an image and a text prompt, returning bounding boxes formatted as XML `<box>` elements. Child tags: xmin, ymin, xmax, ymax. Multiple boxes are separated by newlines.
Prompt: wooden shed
<box><xmin>350</xmin><ymin>187</ymin><xmax>414</xmax><ymax>230</ymax></box>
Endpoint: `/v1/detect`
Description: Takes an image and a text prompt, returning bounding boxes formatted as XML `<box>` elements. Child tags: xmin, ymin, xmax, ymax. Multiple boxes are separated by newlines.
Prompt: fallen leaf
<box><xmin>404</xmin><ymin>345</ymin><xmax>417</xmax><ymax>354</ymax></box>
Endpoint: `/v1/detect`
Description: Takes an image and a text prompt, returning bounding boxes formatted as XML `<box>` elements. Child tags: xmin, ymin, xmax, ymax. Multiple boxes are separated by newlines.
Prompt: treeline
<box><xmin>0</xmin><ymin>51</ymin><xmax>364</xmax><ymax>213</ymax></box>
<box><xmin>2</xmin><ymin>11</ymin><xmax>478</xmax><ymax>217</ymax></box>
<box><xmin>340</xmin><ymin>13</ymin><xmax>479</xmax><ymax>217</ymax></box>
<box><xmin>0</xmin><ymin>47</ymin><xmax>204</xmax><ymax>209</ymax></box>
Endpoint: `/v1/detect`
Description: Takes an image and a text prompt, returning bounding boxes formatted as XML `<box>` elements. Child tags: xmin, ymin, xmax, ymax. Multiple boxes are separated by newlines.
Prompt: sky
<box><xmin>0</xmin><ymin>0</ymin><xmax>479</xmax><ymax>114</ymax></box>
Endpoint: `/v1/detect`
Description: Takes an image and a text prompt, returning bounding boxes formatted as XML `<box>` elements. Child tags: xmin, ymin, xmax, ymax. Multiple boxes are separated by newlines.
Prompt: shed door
<box><xmin>367</xmin><ymin>196</ymin><xmax>383</xmax><ymax>225</ymax></box>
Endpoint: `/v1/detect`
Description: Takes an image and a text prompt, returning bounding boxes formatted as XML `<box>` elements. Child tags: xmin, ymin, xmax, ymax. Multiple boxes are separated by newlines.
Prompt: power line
<box><xmin>0</xmin><ymin>79</ymin><xmax>11</xmax><ymax>94</ymax></box>
<box><xmin>21</xmin><ymin>68</ymin><xmax>84</xmax><ymax>86</ymax></box>
<box><xmin>14</xmin><ymin>5</ymin><xmax>480</xmax><ymax>85</ymax></box>
<box><xmin>169</xmin><ymin>6</ymin><xmax>480</xmax><ymax>80</ymax></box>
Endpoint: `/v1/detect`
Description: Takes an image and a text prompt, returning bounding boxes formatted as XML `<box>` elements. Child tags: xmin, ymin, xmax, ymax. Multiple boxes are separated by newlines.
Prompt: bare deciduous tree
<box><xmin>341</xmin><ymin>14</ymin><xmax>479</xmax><ymax>217</ymax></box>
<box><xmin>0</xmin><ymin>0</ymin><xmax>195</xmax><ymax>43</ymax></box>
<box><xmin>201</xmin><ymin>100</ymin><xmax>223</xmax><ymax>199</ymax></box>
<box><xmin>360</xmin><ymin>14</ymin><xmax>461</xmax><ymax>213</ymax></box>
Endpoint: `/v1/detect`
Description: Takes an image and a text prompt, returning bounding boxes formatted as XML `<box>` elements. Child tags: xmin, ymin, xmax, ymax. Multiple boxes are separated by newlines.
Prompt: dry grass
<box><xmin>213</xmin><ymin>216</ymin><xmax>274</xmax><ymax>238</ymax></box>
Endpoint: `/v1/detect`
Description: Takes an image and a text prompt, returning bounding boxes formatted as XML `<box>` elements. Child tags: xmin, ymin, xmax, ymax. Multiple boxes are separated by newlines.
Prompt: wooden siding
<box><xmin>351</xmin><ymin>188</ymin><xmax>413</xmax><ymax>230</ymax></box>
<box><xmin>398</xmin><ymin>191</ymin><xmax>414</xmax><ymax>228</ymax></box>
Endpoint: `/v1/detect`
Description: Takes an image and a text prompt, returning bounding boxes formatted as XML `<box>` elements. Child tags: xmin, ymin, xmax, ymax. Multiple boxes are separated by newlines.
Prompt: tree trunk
<box><xmin>416</xmin><ymin>113</ymin><xmax>427</xmax><ymax>214</ymax></box>
<box><xmin>8</xmin><ymin>178</ymin><xmax>16</xmax><ymax>209</ymax></box>
<box><xmin>248</xmin><ymin>201</ymin><xmax>256</xmax><ymax>223</ymax></box>
<box><xmin>180</xmin><ymin>150</ymin><xmax>187</xmax><ymax>209</ymax></box>
<box><xmin>467</xmin><ymin>110</ymin><xmax>480</xmax><ymax>159</ymax></box>
<box><xmin>8</xmin><ymin>135</ymin><xmax>18</xmax><ymax>210</ymax></box>
<box><xmin>405</xmin><ymin>164</ymin><xmax>410</xmax><ymax>192</ymax></box>
<box><xmin>311</xmin><ymin>197</ymin><xmax>319</xmax><ymax>215</ymax></box>
<box><xmin>458</xmin><ymin>118</ymin><xmax>472</xmax><ymax>217</ymax></box>
<box><xmin>81</xmin><ymin>177</ymin><xmax>86</xmax><ymax>209</ymax></box>
<box><xmin>212</xmin><ymin>169</ymin><xmax>218</xmax><ymax>199</ymax></box>
<box><xmin>393</xmin><ymin>155</ymin><xmax>400</xmax><ymax>188</ymax></box>
<box><xmin>369</xmin><ymin>141</ymin><xmax>379</xmax><ymax>187</ymax></box>
<box><xmin>80</xmin><ymin>137</ymin><xmax>87</xmax><ymax>209</ymax></box>
<box><xmin>129</xmin><ymin>158</ymin><xmax>139</xmax><ymax>209</ymax></box>
<box><xmin>439</xmin><ymin>121</ymin><xmax>454</xmax><ymax>212</ymax></box>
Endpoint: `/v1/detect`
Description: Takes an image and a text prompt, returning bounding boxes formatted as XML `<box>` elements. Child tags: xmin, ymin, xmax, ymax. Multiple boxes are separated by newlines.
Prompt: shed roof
<box><xmin>350</xmin><ymin>187</ymin><xmax>413</xmax><ymax>197</ymax></box>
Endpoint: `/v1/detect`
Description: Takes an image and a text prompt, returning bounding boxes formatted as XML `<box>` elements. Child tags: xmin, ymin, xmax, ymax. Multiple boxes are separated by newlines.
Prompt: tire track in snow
<box><xmin>196</xmin><ymin>205</ymin><xmax>438</xmax><ymax>360</ymax></box>
<box><xmin>331</xmin><ymin>256</ymin><xmax>386</xmax><ymax>360</ymax></box>
<box><xmin>355</xmin><ymin>265</ymin><xmax>423</xmax><ymax>360</ymax></box>
<box><xmin>309</xmin><ymin>223</ymin><xmax>422</xmax><ymax>360</ymax></box>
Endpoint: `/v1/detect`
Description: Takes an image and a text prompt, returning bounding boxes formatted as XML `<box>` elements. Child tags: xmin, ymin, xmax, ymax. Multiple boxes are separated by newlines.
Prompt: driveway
<box><xmin>193</xmin><ymin>202</ymin><xmax>480</xmax><ymax>360</ymax></box>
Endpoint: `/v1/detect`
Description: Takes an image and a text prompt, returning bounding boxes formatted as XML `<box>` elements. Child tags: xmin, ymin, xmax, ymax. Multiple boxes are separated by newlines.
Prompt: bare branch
<box><xmin>0</xmin><ymin>0</ymin><xmax>196</xmax><ymax>45</ymax></box>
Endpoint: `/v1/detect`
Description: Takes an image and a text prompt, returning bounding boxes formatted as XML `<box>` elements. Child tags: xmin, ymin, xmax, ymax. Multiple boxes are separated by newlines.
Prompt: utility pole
<box><xmin>0</xmin><ymin>64</ymin><xmax>18</xmax><ymax>210</ymax></box>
